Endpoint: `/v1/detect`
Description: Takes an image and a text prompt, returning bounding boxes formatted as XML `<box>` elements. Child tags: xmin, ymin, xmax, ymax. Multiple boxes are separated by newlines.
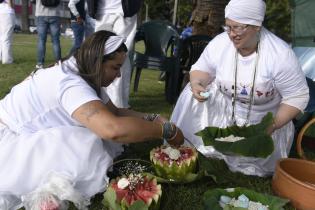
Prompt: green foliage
<box><xmin>102</xmin><ymin>187</ymin><xmax>121</xmax><ymax>210</ymax></box>
<box><xmin>142</xmin><ymin>0</ymin><xmax>192</xmax><ymax>28</ymax></box>
<box><xmin>261</xmin><ymin>0</ymin><xmax>291</xmax><ymax>42</ymax></box>
<box><xmin>196</xmin><ymin>113</ymin><xmax>274</xmax><ymax>158</ymax></box>
<box><xmin>176</xmin><ymin>0</ymin><xmax>193</xmax><ymax>27</ymax></box>
<box><xmin>203</xmin><ymin>187</ymin><xmax>289</xmax><ymax>210</ymax></box>
<box><xmin>142</xmin><ymin>0</ymin><xmax>291</xmax><ymax>41</ymax></box>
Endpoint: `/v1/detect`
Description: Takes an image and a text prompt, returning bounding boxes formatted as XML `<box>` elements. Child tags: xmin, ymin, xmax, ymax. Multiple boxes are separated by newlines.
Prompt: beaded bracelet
<box><xmin>162</xmin><ymin>122</ymin><xmax>177</xmax><ymax>141</ymax></box>
<box><xmin>143</xmin><ymin>113</ymin><xmax>160</xmax><ymax>121</ymax></box>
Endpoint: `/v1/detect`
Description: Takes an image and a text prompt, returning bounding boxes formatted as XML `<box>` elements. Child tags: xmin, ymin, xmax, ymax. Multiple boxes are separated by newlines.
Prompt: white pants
<box><xmin>0</xmin><ymin>13</ymin><xmax>15</xmax><ymax>64</ymax></box>
<box><xmin>95</xmin><ymin>13</ymin><xmax>137</xmax><ymax>108</ymax></box>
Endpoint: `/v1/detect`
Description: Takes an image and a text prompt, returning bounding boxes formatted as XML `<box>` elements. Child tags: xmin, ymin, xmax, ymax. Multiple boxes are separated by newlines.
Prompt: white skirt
<box><xmin>171</xmin><ymin>84</ymin><xmax>294</xmax><ymax>177</ymax></box>
<box><xmin>0</xmin><ymin>123</ymin><xmax>123</xmax><ymax>209</ymax></box>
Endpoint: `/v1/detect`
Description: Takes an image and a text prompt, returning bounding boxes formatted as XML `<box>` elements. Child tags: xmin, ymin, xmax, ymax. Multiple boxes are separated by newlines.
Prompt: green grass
<box><xmin>0</xmin><ymin>34</ymin><xmax>304</xmax><ymax>210</ymax></box>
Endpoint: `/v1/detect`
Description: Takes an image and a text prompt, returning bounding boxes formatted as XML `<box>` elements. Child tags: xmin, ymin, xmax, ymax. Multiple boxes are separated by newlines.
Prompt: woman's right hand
<box><xmin>190</xmin><ymin>81</ymin><xmax>208</xmax><ymax>102</ymax></box>
<box><xmin>166</xmin><ymin>125</ymin><xmax>184</xmax><ymax>147</ymax></box>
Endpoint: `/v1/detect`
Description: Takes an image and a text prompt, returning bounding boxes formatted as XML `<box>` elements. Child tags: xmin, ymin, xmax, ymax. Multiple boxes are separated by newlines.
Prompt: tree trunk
<box><xmin>191</xmin><ymin>0</ymin><xmax>229</xmax><ymax>37</ymax></box>
<box><xmin>21</xmin><ymin>0</ymin><xmax>30</xmax><ymax>32</ymax></box>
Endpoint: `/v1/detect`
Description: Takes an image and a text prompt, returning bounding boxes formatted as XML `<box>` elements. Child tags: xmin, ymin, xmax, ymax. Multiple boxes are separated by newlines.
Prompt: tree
<box><xmin>141</xmin><ymin>0</ymin><xmax>291</xmax><ymax>41</ymax></box>
<box><xmin>21</xmin><ymin>0</ymin><xmax>30</xmax><ymax>32</ymax></box>
<box><xmin>265</xmin><ymin>0</ymin><xmax>291</xmax><ymax>42</ymax></box>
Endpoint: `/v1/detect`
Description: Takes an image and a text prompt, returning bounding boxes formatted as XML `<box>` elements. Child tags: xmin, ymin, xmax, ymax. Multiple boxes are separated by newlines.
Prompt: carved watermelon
<box><xmin>104</xmin><ymin>174</ymin><xmax>162</xmax><ymax>210</ymax></box>
<box><xmin>150</xmin><ymin>145</ymin><xmax>198</xmax><ymax>181</ymax></box>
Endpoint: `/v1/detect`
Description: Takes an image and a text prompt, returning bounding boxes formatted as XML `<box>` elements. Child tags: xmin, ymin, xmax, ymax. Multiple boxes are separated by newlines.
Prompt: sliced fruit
<box><xmin>150</xmin><ymin>145</ymin><xmax>198</xmax><ymax>181</ymax></box>
<box><xmin>105</xmin><ymin>174</ymin><xmax>162</xmax><ymax>210</ymax></box>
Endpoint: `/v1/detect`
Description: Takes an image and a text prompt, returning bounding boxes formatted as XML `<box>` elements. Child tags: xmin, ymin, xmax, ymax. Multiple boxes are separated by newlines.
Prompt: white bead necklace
<box><xmin>231</xmin><ymin>42</ymin><xmax>261</xmax><ymax>126</ymax></box>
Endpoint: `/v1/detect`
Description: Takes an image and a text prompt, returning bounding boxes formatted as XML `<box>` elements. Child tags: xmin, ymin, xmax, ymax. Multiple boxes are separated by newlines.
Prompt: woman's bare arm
<box><xmin>72</xmin><ymin>100</ymin><xmax>163</xmax><ymax>143</ymax></box>
<box><xmin>267</xmin><ymin>103</ymin><xmax>301</xmax><ymax>135</ymax></box>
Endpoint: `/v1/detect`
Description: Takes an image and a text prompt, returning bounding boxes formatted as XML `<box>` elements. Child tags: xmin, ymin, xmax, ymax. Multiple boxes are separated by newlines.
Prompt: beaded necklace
<box><xmin>231</xmin><ymin>42</ymin><xmax>260</xmax><ymax>126</ymax></box>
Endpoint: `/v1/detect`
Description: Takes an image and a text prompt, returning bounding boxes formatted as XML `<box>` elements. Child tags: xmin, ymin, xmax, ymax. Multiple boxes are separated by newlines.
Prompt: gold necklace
<box><xmin>231</xmin><ymin>43</ymin><xmax>260</xmax><ymax>126</ymax></box>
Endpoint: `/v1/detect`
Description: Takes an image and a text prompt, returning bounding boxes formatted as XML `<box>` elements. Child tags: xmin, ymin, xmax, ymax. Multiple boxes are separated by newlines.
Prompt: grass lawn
<box><xmin>1</xmin><ymin>33</ymin><xmax>311</xmax><ymax>210</ymax></box>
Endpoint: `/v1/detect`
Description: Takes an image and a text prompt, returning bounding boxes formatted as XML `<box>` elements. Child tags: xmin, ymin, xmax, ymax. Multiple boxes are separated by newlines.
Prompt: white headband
<box><xmin>104</xmin><ymin>35</ymin><xmax>126</xmax><ymax>55</ymax></box>
<box><xmin>225</xmin><ymin>0</ymin><xmax>266</xmax><ymax>26</ymax></box>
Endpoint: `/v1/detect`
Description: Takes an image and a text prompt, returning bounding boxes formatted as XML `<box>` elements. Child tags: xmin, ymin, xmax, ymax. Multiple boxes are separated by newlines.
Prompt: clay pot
<box><xmin>272</xmin><ymin>158</ymin><xmax>315</xmax><ymax>210</ymax></box>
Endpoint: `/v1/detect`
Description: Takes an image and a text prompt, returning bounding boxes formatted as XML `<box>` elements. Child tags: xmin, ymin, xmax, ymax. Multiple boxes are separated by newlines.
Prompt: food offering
<box><xmin>103</xmin><ymin>173</ymin><xmax>162</xmax><ymax>210</ymax></box>
<box><xmin>150</xmin><ymin>145</ymin><xmax>198</xmax><ymax>182</ymax></box>
<box><xmin>203</xmin><ymin>187</ymin><xmax>288</xmax><ymax>210</ymax></box>
<box><xmin>197</xmin><ymin>112</ymin><xmax>274</xmax><ymax>158</ymax></box>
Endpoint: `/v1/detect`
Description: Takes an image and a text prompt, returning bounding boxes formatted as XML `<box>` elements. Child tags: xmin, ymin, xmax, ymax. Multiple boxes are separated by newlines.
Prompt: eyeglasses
<box><xmin>222</xmin><ymin>24</ymin><xmax>249</xmax><ymax>35</ymax></box>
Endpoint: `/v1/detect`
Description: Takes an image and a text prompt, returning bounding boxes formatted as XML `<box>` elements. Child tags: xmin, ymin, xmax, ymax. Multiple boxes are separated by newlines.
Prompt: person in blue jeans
<box><xmin>34</xmin><ymin>0</ymin><xmax>61</xmax><ymax>69</ymax></box>
<box><xmin>68</xmin><ymin>0</ymin><xmax>86</xmax><ymax>55</ymax></box>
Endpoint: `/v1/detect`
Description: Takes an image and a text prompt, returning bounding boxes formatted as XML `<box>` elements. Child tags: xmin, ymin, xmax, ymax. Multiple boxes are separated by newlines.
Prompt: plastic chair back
<box><xmin>132</xmin><ymin>20</ymin><xmax>181</xmax><ymax>103</ymax></box>
<box><xmin>142</xmin><ymin>21</ymin><xmax>178</xmax><ymax>57</ymax></box>
<box><xmin>180</xmin><ymin>35</ymin><xmax>212</xmax><ymax>71</ymax></box>
<box><xmin>178</xmin><ymin>35</ymin><xmax>212</xmax><ymax>90</ymax></box>
<box><xmin>133</xmin><ymin>20</ymin><xmax>179</xmax><ymax>69</ymax></box>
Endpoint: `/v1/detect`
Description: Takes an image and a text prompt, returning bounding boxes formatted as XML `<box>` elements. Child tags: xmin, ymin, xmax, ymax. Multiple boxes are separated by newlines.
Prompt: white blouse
<box><xmin>191</xmin><ymin>27</ymin><xmax>309</xmax><ymax>120</ymax></box>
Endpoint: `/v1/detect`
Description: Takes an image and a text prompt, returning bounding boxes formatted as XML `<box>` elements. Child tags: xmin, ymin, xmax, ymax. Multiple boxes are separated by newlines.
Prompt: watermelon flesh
<box><xmin>108</xmin><ymin>174</ymin><xmax>162</xmax><ymax>209</ymax></box>
<box><xmin>150</xmin><ymin>145</ymin><xmax>198</xmax><ymax>181</ymax></box>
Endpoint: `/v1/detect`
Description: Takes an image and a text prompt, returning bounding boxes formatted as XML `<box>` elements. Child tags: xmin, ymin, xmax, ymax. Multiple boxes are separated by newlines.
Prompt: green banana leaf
<box><xmin>203</xmin><ymin>187</ymin><xmax>289</xmax><ymax>210</ymax></box>
<box><xmin>196</xmin><ymin>112</ymin><xmax>274</xmax><ymax>158</ymax></box>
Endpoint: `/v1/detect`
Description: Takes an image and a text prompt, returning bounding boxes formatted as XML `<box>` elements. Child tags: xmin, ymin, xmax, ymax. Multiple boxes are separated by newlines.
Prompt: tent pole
<box><xmin>172</xmin><ymin>0</ymin><xmax>179</xmax><ymax>25</ymax></box>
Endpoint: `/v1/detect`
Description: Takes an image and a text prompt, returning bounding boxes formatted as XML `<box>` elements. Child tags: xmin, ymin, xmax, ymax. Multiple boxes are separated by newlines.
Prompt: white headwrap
<box><xmin>225</xmin><ymin>0</ymin><xmax>266</xmax><ymax>26</ymax></box>
<box><xmin>104</xmin><ymin>35</ymin><xmax>126</xmax><ymax>55</ymax></box>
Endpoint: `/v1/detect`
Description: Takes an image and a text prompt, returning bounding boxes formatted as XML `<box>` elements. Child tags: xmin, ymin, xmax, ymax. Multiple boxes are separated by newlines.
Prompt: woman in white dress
<box><xmin>171</xmin><ymin>0</ymin><xmax>309</xmax><ymax>177</ymax></box>
<box><xmin>0</xmin><ymin>30</ymin><xmax>184</xmax><ymax>210</ymax></box>
<box><xmin>0</xmin><ymin>0</ymin><xmax>15</xmax><ymax>64</ymax></box>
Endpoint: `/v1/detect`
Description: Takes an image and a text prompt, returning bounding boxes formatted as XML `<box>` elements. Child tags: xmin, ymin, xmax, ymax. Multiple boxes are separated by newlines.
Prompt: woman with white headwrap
<box><xmin>0</xmin><ymin>30</ymin><xmax>184</xmax><ymax>209</ymax></box>
<box><xmin>171</xmin><ymin>0</ymin><xmax>309</xmax><ymax>177</ymax></box>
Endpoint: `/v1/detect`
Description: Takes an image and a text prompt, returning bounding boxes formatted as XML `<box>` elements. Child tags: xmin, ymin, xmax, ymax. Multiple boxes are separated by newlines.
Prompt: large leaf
<box><xmin>203</xmin><ymin>187</ymin><xmax>289</xmax><ymax>210</ymax></box>
<box><xmin>102</xmin><ymin>187</ymin><xmax>121</xmax><ymax>210</ymax></box>
<box><xmin>196</xmin><ymin>112</ymin><xmax>274</xmax><ymax>158</ymax></box>
<box><xmin>128</xmin><ymin>200</ymin><xmax>149</xmax><ymax>210</ymax></box>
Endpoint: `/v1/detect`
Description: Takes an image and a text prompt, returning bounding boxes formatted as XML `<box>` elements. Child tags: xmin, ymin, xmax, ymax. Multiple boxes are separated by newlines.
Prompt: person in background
<box><xmin>35</xmin><ymin>0</ymin><xmax>62</xmax><ymax>69</ymax></box>
<box><xmin>68</xmin><ymin>0</ymin><xmax>86</xmax><ymax>55</ymax></box>
<box><xmin>180</xmin><ymin>25</ymin><xmax>193</xmax><ymax>40</ymax></box>
<box><xmin>0</xmin><ymin>0</ymin><xmax>15</xmax><ymax>64</ymax></box>
<box><xmin>171</xmin><ymin>0</ymin><xmax>309</xmax><ymax>177</ymax></box>
<box><xmin>94</xmin><ymin>0</ymin><xmax>139</xmax><ymax>108</ymax></box>
<box><xmin>0</xmin><ymin>30</ymin><xmax>184</xmax><ymax>209</ymax></box>
<box><xmin>84</xmin><ymin>12</ymin><xmax>95</xmax><ymax>38</ymax></box>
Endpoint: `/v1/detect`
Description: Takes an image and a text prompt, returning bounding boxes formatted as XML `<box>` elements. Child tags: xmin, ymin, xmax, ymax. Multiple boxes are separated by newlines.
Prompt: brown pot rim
<box><xmin>276</xmin><ymin>158</ymin><xmax>315</xmax><ymax>191</ymax></box>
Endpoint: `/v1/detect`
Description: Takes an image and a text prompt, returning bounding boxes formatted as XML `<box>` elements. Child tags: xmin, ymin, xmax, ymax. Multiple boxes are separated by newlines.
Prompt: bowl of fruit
<box><xmin>103</xmin><ymin>173</ymin><xmax>162</xmax><ymax>210</ymax></box>
<box><xmin>150</xmin><ymin>145</ymin><xmax>200</xmax><ymax>182</ymax></box>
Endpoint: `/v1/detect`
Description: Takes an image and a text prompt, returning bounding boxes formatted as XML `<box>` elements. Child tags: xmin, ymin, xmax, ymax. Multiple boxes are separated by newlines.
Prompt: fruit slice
<box><xmin>105</xmin><ymin>174</ymin><xmax>162</xmax><ymax>210</ymax></box>
<box><xmin>150</xmin><ymin>145</ymin><xmax>198</xmax><ymax>181</ymax></box>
